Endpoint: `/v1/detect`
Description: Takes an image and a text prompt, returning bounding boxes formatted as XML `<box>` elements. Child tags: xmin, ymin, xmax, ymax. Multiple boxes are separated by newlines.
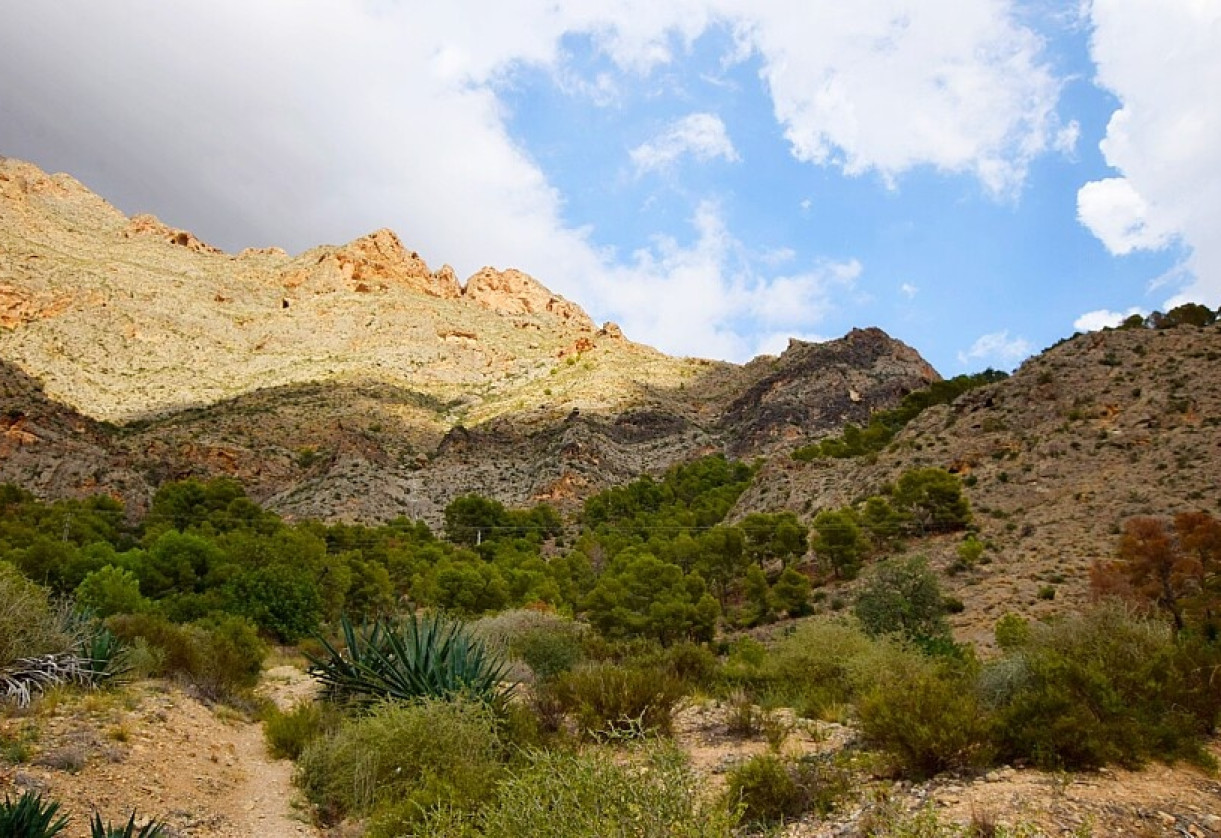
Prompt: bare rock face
<box><xmin>279</xmin><ymin>228</ymin><xmax>462</xmax><ymax>297</ymax></box>
<box><xmin>463</xmin><ymin>267</ymin><xmax>595</xmax><ymax>330</ymax></box>
<box><xmin>124</xmin><ymin>214</ymin><xmax>223</xmax><ymax>254</ymax></box>
<box><xmin>0</xmin><ymin>285</ymin><xmax>73</xmax><ymax>330</ymax></box>
<box><xmin>721</xmin><ymin>327</ymin><xmax>940</xmax><ymax>456</ymax></box>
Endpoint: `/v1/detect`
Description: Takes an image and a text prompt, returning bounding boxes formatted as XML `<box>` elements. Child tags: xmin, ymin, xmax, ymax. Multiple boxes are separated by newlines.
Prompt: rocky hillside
<box><xmin>739</xmin><ymin>322</ymin><xmax>1221</xmax><ymax>643</ymax></box>
<box><xmin>0</xmin><ymin>156</ymin><xmax>938</xmax><ymax>522</ymax></box>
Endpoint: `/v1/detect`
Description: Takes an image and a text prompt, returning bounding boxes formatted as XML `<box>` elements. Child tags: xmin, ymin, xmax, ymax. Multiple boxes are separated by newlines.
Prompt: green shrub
<box><xmin>660</xmin><ymin>641</ymin><xmax>719</xmax><ymax>689</ymax></box>
<box><xmin>415</xmin><ymin>743</ymin><xmax>738</xmax><ymax>838</ymax></box>
<box><xmin>993</xmin><ymin>605</ymin><xmax>1220</xmax><ymax>769</ymax></box>
<box><xmin>106</xmin><ymin>613</ymin><xmax>265</xmax><ymax>702</ymax></box>
<box><xmin>993</xmin><ymin>613</ymin><xmax>1030</xmax><ymax>650</ymax></box>
<box><xmin>550</xmin><ymin>662</ymin><xmax>687</xmax><ymax>739</ymax></box>
<box><xmin>0</xmin><ymin>790</ymin><xmax>69</xmax><ymax>837</ymax></box>
<box><xmin>512</xmin><ymin>623</ymin><xmax>584</xmax><ymax>682</ymax></box>
<box><xmin>0</xmin><ymin>563</ymin><xmax>71</xmax><ymax>669</ymax></box>
<box><xmin>854</xmin><ymin>557</ymin><xmax>951</xmax><ymax>646</ymax></box>
<box><xmin>307</xmin><ymin>613</ymin><xmax>514</xmax><ymax>708</ymax></box>
<box><xmin>225</xmin><ymin>564</ymin><xmax>322</xmax><ymax>643</ymax></box>
<box><xmin>725</xmin><ymin>753</ymin><xmax>797</xmax><ymax>824</ymax></box>
<box><xmin>470</xmin><ymin>609</ymin><xmax>583</xmax><ymax>669</ymax></box>
<box><xmin>754</xmin><ymin>619</ymin><xmax>875</xmax><ymax>715</ymax></box>
<box><xmin>726</xmin><ymin>752</ymin><xmax>851</xmax><ymax>825</ymax></box>
<box><xmin>771</xmin><ymin>566</ymin><xmax>813</xmax><ymax>615</ymax></box>
<box><xmin>956</xmin><ymin>537</ymin><xmax>985</xmax><ymax>567</ymax></box>
<box><xmin>75</xmin><ymin>566</ymin><xmax>150</xmax><ymax>618</ymax></box>
<box><xmin>262</xmin><ymin>700</ymin><xmax>341</xmax><ymax>760</ymax></box>
<box><xmin>857</xmin><ymin>663</ymin><xmax>994</xmax><ymax>778</ymax></box>
<box><xmin>297</xmin><ymin>699</ymin><xmax>504</xmax><ymax>829</ymax></box>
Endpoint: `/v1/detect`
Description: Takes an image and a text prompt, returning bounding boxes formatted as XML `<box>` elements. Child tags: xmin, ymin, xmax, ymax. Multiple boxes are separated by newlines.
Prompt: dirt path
<box><xmin>0</xmin><ymin>671</ymin><xmax>320</xmax><ymax>838</ymax></box>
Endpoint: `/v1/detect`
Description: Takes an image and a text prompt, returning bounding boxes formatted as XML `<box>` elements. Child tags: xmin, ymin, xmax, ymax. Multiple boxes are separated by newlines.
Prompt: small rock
<box><xmin>1157</xmin><ymin>811</ymin><xmax>1177</xmax><ymax>826</ymax></box>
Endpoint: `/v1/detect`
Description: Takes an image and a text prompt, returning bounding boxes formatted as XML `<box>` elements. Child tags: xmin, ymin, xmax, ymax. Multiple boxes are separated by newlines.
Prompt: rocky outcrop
<box><xmin>123</xmin><ymin>214</ymin><xmax>223</xmax><ymax>254</ymax></box>
<box><xmin>279</xmin><ymin>228</ymin><xmax>462</xmax><ymax>297</ymax></box>
<box><xmin>720</xmin><ymin>327</ymin><xmax>940</xmax><ymax>456</ymax></box>
<box><xmin>463</xmin><ymin>267</ymin><xmax>595</xmax><ymax>330</ymax></box>
<box><xmin>0</xmin><ymin>285</ymin><xmax>73</xmax><ymax>330</ymax></box>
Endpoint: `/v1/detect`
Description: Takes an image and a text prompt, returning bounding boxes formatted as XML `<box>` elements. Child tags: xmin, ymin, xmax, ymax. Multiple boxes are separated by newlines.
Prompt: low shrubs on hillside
<box><xmin>469</xmin><ymin>609</ymin><xmax>585</xmax><ymax>683</ymax></box>
<box><xmin>725</xmin><ymin>752</ymin><xmax>851</xmax><ymax>826</ymax></box>
<box><xmin>0</xmin><ymin>562</ymin><xmax>72</xmax><ymax>669</ymax></box>
<box><xmin>548</xmin><ymin>661</ymin><xmax>687</xmax><ymax>739</ymax></box>
<box><xmin>857</xmin><ymin>663</ymin><xmax>994</xmax><ymax>778</ymax></box>
<box><xmin>989</xmin><ymin>604</ymin><xmax>1220</xmax><ymax>770</ymax></box>
<box><xmin>106</xmin><ymin>612</ymin><xmax>264</xmax><ymax>703</ymax></box>
<box><xmin>414</xmin><ymin>743</ymin><xmax>739</xmax><ymax>838</ymax></box>
<box><xmin>297</xmin><ymin>699</ymin><xmax>506</xmax><ymax>833</ymax></box>
<box><xmin>262</xmin><ymin>699</ymin><xmax>342</xmax><ymax>760</ymax></box>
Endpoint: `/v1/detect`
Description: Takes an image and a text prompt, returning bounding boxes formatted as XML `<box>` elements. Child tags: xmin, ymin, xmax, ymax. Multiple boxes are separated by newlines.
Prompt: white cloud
<box><xmin>630</xmin><ymin>112</ymin><xmax>741</xmax><ymax>174</ymax></box>
<box><xmin>900</xmin><ymin>282</ymin><xmax>918</xmax><ymax>299</ymax></box>
<box><xmin>1073</xmin><ymin>306</ymin><xmax>1145</xmax><ymax>332</ymax></box>
<box><xmin>738</xmin><ymin>0</ymin><xmax>1065</xmax><ymax>195</ymax></box>
<box><xmin>1078</xmin><ymin>0</ymin><xmax>1221</xmax><ymax>306</ymax></box>
<box><xmin>0</xmin><ymin>1</ymin><xmax>1072</xmax><ymax>362</ymax></box>
<box><xmin>588</xmin><ymin>201</ymin><xmax>859</xmax><ymax>359</ymax></box>
<box><xmin>956</xmin><ymin>330</ymin><xmax>1032</xmax><ymax>368</ymax></box>
<box><xmin>1077</xmin><ymin>177</ymin><xmax>1179</xmax><ymax>255</ymax></box>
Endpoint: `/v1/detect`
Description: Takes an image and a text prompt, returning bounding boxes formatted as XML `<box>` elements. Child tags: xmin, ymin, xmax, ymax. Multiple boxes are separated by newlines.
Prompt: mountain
<box><xmin>738</xmin><ymin>321</ymin><xmax>1221</xmax><ymax>642</ymax></box>
<box><xmin>0</xmin><ymin>156</ymin><xmax>938</xmax><ymax>522</ymax></box>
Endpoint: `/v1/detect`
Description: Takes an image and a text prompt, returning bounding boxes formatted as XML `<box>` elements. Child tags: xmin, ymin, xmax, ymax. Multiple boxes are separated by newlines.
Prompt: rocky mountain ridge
<box><xmin>737</xmin><ymin>321</ymin><xmax>1221</xmax><ymax>643</ymax></box>
<box><xmin>0</xmin><ymin>156</ymin><xmax>938</xmax><ymax>523</ymax></box>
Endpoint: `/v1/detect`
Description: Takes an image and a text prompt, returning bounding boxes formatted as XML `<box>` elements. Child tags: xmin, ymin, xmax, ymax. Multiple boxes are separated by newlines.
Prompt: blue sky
<box><xmin>1</xmin><ymin>2</ymin><xmax>1217</xmax><ymax>375</ymax></box>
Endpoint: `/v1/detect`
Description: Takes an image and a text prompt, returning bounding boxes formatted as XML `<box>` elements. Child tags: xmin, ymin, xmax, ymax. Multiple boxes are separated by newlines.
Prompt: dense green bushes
<box><xmin>548</xmin><ymin>661</ymin><xmax>688</xmax><ymax>738</ymax></box>
<box><xmin>726</xmin><ymin>753</ymin><xmax>850</xmax><ymax>825</ymax></box>
<box><xmin>989</xmin><ymin>605</ymin><xmax>1220</xmax><ymax>769</ymax></box>
<box><xmin>857</xmin><ymin>662</ymin><xmax>993</xmax><ymax>777</ymax></box>
<box><xmin>720</xmin><ymin>606</ymin><xmax>1219</xmax><ymax>777</ymax></box>
<box><xmin>106</xmin><ymin>612</ymin><xmax>265</xmax><ymax>702</ymax></box>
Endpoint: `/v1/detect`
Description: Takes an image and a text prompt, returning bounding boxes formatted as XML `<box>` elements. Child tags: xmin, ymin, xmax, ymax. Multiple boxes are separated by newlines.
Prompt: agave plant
<box><xmin>307</xmin><ymin>613</ymin><xmax>515</xmax><ymax>707</ymax></box>
<box><xmin>0</xmin><ymin>791</ymin><xmax>70</xmax><ymax>837</ymax></box>
<box><xmin>90</xmin><ymin>810</ymin><xmax>167</xmax><ymax>837</ymax></box>
<box><xmin>77</xmin><ymin>625</ymin><xmax>131</xmax><ymax>686</ymax></box>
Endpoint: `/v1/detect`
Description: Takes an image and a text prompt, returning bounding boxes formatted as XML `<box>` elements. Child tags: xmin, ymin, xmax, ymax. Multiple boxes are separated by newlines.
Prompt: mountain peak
<box><xmin>462</xmin><ymin>266</ymin><xmax>594</xmax><ymax>330</ymax></box>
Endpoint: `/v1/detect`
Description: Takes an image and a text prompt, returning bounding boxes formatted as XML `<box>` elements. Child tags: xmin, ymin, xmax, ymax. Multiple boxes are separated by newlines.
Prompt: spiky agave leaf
<box><xmin>0</xmin><ymin>790</ymin><xmax>70</xmax><ymax>837</ymax></box>
<box><xmin>89</xmin><ymin>810</ymin><xmax>168</xmax><ymax>837</ymax></box>
<box><xmin>306</xmin><ymin>613</ymin><xmax>515</xmax><ymax>707</ymax></box>
<box><xmin>78</xmin><ymin>626</ymin><xmax>131</xmax><ymax>686</ymax></box>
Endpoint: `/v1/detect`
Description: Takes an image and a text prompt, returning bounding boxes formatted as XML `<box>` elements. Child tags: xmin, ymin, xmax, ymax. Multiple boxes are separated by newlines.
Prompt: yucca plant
<box><xmin>307</xmin><ymin>613</ymin><xmax>515</xmax><ymax>707</ymax></box>
<box><xmin>89</xmin><ymin>810</ymin><xmax>167</xmax><ymax>837</ymax></box>
<box><xmin>0</xmin><ymin>790</ymin><xmax>69</xmax><ymax>837</ymax></box>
